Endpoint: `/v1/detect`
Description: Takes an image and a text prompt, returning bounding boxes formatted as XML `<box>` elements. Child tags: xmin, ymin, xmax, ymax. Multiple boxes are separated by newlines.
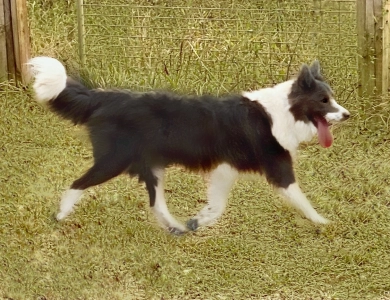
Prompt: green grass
<box><xmin>1</xmin><ymin>0</ymin><xmax>390</xmax><ymax>299</ymax></box>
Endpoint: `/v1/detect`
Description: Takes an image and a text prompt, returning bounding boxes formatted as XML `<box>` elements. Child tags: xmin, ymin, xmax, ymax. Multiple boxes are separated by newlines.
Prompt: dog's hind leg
<box><xmin>56</xmin><ymin>189</ymin><xmax>84</xmax><ymax>220</ymax></box>
<box><xmin>186</xmin><ymin>163</ymin><xmax>238</xmax><ymax>231</ymax></box>
<box><xmin>56</xmin><ymin>155</ymin><xmax>130</xmax><ymax>220</ymax></box>
<box><xmin>278</xmin><ymin>183</ymin><xmax>329</xmax><ymax>224</ymax></box>
<box><xmin>143</xmin><ymin>168</ymin><xmax>187</xmax><ymax>235</ymax></box>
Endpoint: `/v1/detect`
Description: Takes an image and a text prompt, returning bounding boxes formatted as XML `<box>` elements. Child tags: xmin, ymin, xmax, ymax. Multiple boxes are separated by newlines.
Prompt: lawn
<box><xmin>1</xmin><ymin>1</ymin><xmax>390</xmax><ymax>299</ymax></box>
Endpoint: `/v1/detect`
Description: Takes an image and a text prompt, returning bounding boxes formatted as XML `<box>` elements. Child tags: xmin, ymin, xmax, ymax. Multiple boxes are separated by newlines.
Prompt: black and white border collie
<box><xmin>28</xmin><ymin>57</ymin><xmax>350</xmax><ymax>235</ymax></box>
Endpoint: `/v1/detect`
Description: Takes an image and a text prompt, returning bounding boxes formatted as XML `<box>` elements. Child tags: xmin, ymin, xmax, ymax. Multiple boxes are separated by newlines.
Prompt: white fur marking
<box><xmin>243</xmin><ymin>81</ymin><xmax>316</xmax><ymax>156</ymax></box>
<box><xmin>151</xmin><ymin>169</ymin><xmax>187</xmax><ymax>232</ymax></box>
<box><xmin>193</xmin><ymin>163</ymin><xmax>239</xmax><ymax>227</ymax></box>
<box><xmin>56</xmin><ymin>189</ymin><xmax>83</xmax><ymax>220</ymax></box>
<box><xmin>243</xmin><ymin>85</ymin><xmax>350</xmax><ymax>157</ymax></box>
<box><xmin>28</xmin><ymin>57</ymin><xmax>67</xmax><ymax>103</ymax></box>
<box><xmin>278</xmin><ymin>183</ymin><xmax>329</xmax><ymax>224</ymax></box>
<box><xmin>325</xmin><ymin>99</ymin><xmax>350</xmax><ymax>122</ymax></box>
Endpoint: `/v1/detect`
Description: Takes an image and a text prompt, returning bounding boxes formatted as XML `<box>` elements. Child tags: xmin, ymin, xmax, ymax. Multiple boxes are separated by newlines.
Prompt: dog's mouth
<box><xmin>313</xmin><ymin>116</ymin><xmax>333</xmax><ymax>148</ymax></box>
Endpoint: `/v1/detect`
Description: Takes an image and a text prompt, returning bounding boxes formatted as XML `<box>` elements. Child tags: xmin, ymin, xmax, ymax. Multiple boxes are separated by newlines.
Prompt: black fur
<box><xmin>48</xmin><ymin>80</ymin><xmax>296</xmax><ymax>207</ymax></box>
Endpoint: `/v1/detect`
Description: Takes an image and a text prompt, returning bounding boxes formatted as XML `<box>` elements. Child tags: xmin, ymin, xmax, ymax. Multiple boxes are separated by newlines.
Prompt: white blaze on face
<box><xmin>325</xmin><ymin>98</ymin><xmax>350</xmax><ymax>122</ymax></box>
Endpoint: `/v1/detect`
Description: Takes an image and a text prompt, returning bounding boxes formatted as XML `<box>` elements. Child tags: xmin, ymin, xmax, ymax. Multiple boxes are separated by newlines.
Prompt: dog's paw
<box><xmin>168</xmin><ymin>227</ymin><xmax>186</xmax><ymax>236</ymax></box>
<box><xmin>186</xmin><ymin>219</ymin><xmax>199</xmax><ymax>231</ymax></box>
<box><xmin>56</xmin><ymin>211</ymin><xmax>68</xmax><ymax>221</ymax></box>
<box><xmin>310</xmin><ymin>214</ymin><xmax>330</xmax><ymax>225</ymax></box>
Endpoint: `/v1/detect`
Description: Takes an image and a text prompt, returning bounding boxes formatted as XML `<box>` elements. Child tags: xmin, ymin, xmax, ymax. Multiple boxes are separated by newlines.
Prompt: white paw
<box><xmin>56</xmin><ymin>211</ymin><xmax>69</xmax><ymax>221</ymax></box>
<box><xmin>166</xmin><ymin>221</ymin><xmax>187</xmax><ymax>233</ymax></box>
<box><xmin>309</xmin><ymin>214</ymin><xmax>330</xmax><ymax>225</ymax></box>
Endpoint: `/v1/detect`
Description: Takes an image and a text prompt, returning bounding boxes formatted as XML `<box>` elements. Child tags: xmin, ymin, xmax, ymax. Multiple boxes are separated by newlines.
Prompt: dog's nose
<box><xmin>342</xmin><ymin>112</ymin><xmax>350</xmax><ymax>121</ymax></box>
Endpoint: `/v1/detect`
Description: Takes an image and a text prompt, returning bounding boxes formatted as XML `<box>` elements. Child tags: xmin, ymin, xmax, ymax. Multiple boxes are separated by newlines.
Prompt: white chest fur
<box><xmin>242</xmin><ymin>81</ymin><xmax>317</xmax><ymax>157</ymax></box>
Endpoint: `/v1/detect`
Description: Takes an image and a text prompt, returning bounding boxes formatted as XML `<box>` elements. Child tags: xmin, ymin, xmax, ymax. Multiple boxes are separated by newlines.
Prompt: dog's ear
<box><xmin>297</xmin><ymin>64</ymin><xmax>316</xmax><ymax>89</ymax></box>
<box><xmin>309</xmin><ymin>60</ymin><xmax>324</xmax><ymax>81</ymax></box>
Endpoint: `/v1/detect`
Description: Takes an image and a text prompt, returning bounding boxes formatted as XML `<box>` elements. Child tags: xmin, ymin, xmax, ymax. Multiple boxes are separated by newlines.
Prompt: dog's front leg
<box><xmin>263</xmin><ymin>151</ymin><xmax>329</xmax><ymax>225</ymax></box>
<box><xmin>278</xmin><ymin>183</ymin><xmax>329</xmax><ymax>224</ymax></box>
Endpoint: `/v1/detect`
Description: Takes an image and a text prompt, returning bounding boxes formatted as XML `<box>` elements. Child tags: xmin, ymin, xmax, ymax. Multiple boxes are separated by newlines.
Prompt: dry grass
<box><xmin>1</xmin><ymin>0</ymin><xmax>390</xmax><ymax>299</ymax></box>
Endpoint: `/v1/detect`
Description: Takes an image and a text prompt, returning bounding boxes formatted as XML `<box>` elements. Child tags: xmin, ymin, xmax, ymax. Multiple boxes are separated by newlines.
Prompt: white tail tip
<box><xmin>27</xmin><ymin>57</ymin><xmax>67</xmax><ymax>103</ymax></box>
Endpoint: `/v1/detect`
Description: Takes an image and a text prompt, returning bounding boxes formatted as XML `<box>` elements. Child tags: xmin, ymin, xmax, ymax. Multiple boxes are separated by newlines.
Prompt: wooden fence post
<box><xmin>0</xmin><ymin>0</ymin><xmax>30</xmax><ymax>84</ymax></box>
<box><xmin>76</xmin><ymin>0</ymin><xmax>86</xmax><ymax>68</ymax></box>
<box><xmin>357</xmin><ymin>0</ymin><xmax>390</xmax><ymax>97</ymax></box>
<box><xmin>0</xmin><ymin>0</ymin><xmax>7</xmax><ymax>81</ymax></box>
<box><xmin>385</xmin><ymin>0</ymin><xmax>390</xmax><ymax>93</ymax></box>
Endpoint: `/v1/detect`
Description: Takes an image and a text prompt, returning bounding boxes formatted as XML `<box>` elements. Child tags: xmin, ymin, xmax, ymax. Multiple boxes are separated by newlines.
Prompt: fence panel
<box><xmin>79</xmin><ymin>0</ymin><xmax>357</xmax><ymax>99</ymax></box>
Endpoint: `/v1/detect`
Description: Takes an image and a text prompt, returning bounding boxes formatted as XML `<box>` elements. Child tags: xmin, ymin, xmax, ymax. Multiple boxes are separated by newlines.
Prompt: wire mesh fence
<box><xmin>79</xmin><ymin>0</ymin><xmax>357</xmax><ymax>99</ymax></box>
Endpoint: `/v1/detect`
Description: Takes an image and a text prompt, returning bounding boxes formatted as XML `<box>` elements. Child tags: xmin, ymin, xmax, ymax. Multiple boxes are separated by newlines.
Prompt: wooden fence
<box><xmin>0</xmin><ymin>0</ymin><xmax>30</xmax><ymax>84</ymax></box>
<box><xmin>1</xmin><ymin>0</ymin><xmax>390</xmax><ymax>96</ymax></box>
<box><xmin>357</xmin><ymin>0</ymin><xmax>390</xmax><ymax>97</ymax></box>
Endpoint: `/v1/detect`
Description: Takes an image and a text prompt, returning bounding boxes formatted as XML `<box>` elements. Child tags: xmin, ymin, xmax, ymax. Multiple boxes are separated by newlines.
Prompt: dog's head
<box><xmin>288</xmin><ymin>61</ymin><xmax>350</xmax><ymax>148</ymax></box>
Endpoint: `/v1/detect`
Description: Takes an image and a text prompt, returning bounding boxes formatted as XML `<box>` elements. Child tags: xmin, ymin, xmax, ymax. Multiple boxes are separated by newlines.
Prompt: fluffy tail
<box><xmin>28</xmin><ymin>56</ymin><xmax>96</xmax><ymax>125</ymax></box>
<box><xmin>28</xmin><ymin>57</ymin><xmax>67</xmax><ymax>103</ymax></box>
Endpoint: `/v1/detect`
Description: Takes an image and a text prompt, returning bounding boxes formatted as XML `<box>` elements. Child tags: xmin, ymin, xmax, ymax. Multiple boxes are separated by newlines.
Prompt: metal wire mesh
<box><xmin>79</xmin><ymin>0</ymin><xmax>357</xmax><ymax>98</ymax></box>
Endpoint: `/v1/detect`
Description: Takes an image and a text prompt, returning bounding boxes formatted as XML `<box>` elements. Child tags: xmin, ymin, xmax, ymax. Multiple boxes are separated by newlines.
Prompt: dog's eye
<box><xmin>321</xmin><ymin>97</ymin><xmax>329</xmax><ymax>103</ymax></box>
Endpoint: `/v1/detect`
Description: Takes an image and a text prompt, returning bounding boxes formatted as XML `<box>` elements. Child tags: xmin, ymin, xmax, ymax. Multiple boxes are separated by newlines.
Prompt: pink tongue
<box><xmin>315</xmin><ymin>116</ymin><xmax>333</xmax><ymax>148</ymax></box>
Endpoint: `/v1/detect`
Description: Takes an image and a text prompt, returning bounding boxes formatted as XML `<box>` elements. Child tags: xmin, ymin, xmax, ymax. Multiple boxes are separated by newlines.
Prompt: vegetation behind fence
<box><xmin>79</xmin><ymin>0</ymin><xmax>357</xmax><ymax>99</ymax></box>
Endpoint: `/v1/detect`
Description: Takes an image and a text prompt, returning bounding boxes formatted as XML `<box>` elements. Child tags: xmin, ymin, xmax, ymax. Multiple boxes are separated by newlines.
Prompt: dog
<box><xmin>28</xmin><ymin>57</ymin><xmax>350</xmax><ymax>234</ymax></box>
